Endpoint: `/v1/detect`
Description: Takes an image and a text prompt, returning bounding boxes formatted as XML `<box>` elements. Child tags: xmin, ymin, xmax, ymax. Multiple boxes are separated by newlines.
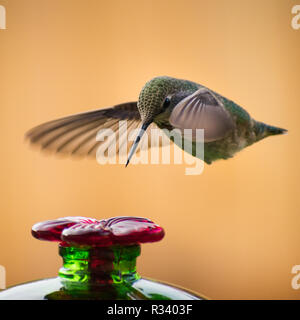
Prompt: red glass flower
<box><xmin>32</xmin><ymin>216</ymin><xmax>165</xmax><ymax>247</ymax></box>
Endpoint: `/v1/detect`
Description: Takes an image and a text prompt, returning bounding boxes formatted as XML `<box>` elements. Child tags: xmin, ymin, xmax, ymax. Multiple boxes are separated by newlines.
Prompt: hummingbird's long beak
<box><xmin>126</xmin><ymin>122</ymin><xmax>151</xmax><ymax>167</ymax></box>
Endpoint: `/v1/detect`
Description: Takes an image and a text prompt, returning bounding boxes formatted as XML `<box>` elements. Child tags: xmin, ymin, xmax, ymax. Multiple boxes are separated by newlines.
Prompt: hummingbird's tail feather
<box><xmin>267</xmin><ymin>125</ymin><xmax>288</xmax><ymax>136</ymax></box>
<box><xmin>254</xmin><ymin>121</ymin><xmax>287</xmax><ymax>141</ymax></box>
<box><xmin>265</xmin><ymin>124</ymin><xmax>287</xmax><ymax>136</ymax></box>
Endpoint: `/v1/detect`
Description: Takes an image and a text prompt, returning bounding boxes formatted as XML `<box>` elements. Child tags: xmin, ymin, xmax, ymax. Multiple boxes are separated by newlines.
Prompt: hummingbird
<box><xmin>26</xmin><ymin>76</ymin><xmax>287</xmax><ymax>165</ymax></box>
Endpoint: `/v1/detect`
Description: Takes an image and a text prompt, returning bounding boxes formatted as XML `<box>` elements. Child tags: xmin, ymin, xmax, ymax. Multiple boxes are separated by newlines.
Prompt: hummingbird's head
<box><xmin>126</xmin><ymin>76</ymin><xmax>199</xmax><ymax>166</ymax></box>
<box><xmin>126</xmin><ymin>76</ymin><xmax>176</xmax><ymax>166</ymax></box>
<box><xmin>137</xmin><ymin>76</ymin><xmax>174</xmax><ymax>123</ymax></box>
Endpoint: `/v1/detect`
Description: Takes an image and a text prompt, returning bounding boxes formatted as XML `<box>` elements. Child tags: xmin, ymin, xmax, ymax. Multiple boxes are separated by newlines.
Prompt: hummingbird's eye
<box><xmin>162</xmin><ymin>97</ymin><xmax>171</xmax><ymax>110</ymax></box>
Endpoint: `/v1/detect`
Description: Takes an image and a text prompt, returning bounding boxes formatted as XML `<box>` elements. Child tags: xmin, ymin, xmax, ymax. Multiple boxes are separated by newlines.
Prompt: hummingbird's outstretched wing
<box><xmin>169</xmin><ymin>88</ymin><xmax>235</xmax><ymax>142</ymax></box>
<box><xmin>26</xmin><ymin>102</ymin><xmax>163</xmax><ymax>158</ymax></box>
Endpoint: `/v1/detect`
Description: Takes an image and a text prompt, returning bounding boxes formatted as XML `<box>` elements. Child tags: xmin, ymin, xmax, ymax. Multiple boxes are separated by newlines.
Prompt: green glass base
<box><xmin>0</xmin><ymin>277</ymin><xmax>204</xmax><ymax>300</ymax></box>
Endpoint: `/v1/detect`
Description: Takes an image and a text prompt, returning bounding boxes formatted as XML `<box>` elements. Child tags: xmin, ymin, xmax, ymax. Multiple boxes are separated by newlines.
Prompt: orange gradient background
<box><xmin>0</xmin><ymin>0</ymin><xmax>299</xmax><ymax>299</ymax></box>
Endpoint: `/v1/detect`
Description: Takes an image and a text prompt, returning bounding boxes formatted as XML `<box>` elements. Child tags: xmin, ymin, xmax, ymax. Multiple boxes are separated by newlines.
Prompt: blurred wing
<box><xmin>169</xmin><ymin>88</ymin><xmax>234</xmax><ymax>142</ymax></box>
<box><xmin>26</xmin><ymin>102</ymin><xmax>167</xmax><ymax>159</ymax></box>
<box><xmin>26</xmin><ymin>102</ymin><xmax>140</xmax><ymax>157</ymax></box>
